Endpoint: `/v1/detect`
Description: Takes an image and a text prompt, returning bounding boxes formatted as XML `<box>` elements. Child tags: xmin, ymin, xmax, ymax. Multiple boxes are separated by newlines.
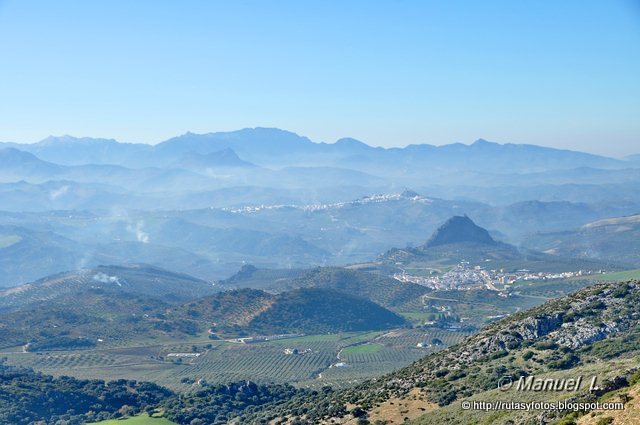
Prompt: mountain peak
<box><xmin>471</xmin><ymin>138</ymin><xmax>499</xmax><ymax>147</ymax></box>
<box><xmin>425</xmin><ymin>215</ymin><xmax>496</xmax><ymax>247</ymax></box>
<box><xmin>400</xmin><ymin>189</ymin><xmax>420</xmax><ymax>198</ymax></box>
<box><xmin>334</xmin><ymin>137</ymin><xmax>367</xmax><ymax>146</ymax></box>
<box><xmin>39</xmin><ymin>135</ymin><xmax>120</xmax><ymax>146</ymax></box>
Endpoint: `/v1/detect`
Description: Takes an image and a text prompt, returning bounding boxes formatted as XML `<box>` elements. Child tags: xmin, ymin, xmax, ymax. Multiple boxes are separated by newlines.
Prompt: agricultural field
<box><xmin>0</xmin><ymin>234</ymin><xmax>21</xmax><ymax>249</ymax></box>
<box><xmin>419</xmin><ymin>291</ymin><xmax>543</xmax><ymax>329</ymax></box>
<box><xmin>342</xmin><ymin>344</ymin><xmax>383</xmax><ymax>355</ymax></box>
<box><xmin>510</xmin><ymin>278</ymin><xmax>595</xmax><ymax>298</ymax></box>
<box><xmin>587</xmin><ymin>269</ymin><xmax>640</xmax><ymax>282</ymax></box>
<box><xmin>89</xmin><ymin>413</ymin><xmax>176</xmax><ymax>424</ymax></box>
<box><xmin>0</xmin><ymin>329</ymin><xmax>470</xmax><ymax>391</ymax></box>
<box><xmin>511</xmin><ymin>269</ymin><xmax>640</xmax><ymax>299</ymax></box>
<box><xmin>320</xmin><ymin>329</ymin><xmax>470</xmax><ymax>384</ymax></box>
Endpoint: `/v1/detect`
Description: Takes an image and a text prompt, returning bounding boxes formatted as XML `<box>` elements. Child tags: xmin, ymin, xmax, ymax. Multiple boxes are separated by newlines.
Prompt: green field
<box><xmin>511</xmin><ymin>278</ymin><xmax>594</xmax><ymax>298</ymax></box>
<box><xmin>401</xmin><ymin>311</ymin><xmax>441</xmax><ymax>323</ymax></box>
<box><xmin>588</xmin><ymin>269</ymin><xmax>640</xmax><ymax>282</ymax></box>
<box><xmin>89</xmin><ymin>413</ymin><xmax>176</xmax><ymax>425</ymax></box>
<box><xmin>511</xmin><ymin>269</ymin><xmax>640</xmax><ymax>299</ymax></box>
<box><xmin>342</xmin><ymin>343</ymin><xmax>383</xmax><ymax>355</ymax></box>
<box><xmin>0</xmin><ymin>234</ymin><xmax>21</xmax><ymax>248</ymax></box>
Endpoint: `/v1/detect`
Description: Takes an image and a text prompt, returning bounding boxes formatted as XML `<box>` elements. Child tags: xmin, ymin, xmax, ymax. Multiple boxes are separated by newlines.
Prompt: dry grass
<box><xmin>354</xmin><ymin>388</ymin><xmax>439</xmax><ymax>424</ymax></box>
<box><xmin>577</xmin><ymin>383</ymin><xmax>640</xmax><ymax>425</ymax></box>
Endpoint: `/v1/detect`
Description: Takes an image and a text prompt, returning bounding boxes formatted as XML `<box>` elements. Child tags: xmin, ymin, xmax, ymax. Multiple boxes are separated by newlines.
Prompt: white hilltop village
<box><xmin>394</xmin><ymin>260</ymin><xmax>604</xmax><ymax>293</ymax></box>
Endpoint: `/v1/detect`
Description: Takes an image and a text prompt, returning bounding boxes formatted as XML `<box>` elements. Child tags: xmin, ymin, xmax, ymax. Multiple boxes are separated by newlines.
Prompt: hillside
<box><xmin>0</xmin><ymin>265</ymin><xmax>222</xmax><ymax>349</ymax></box>
<box><xmin>249</xmin><ymin>287</ymin><xmax>407</xmax><ymax>334</ymax></box>
<box><xmin>237</xmin><ymin>279</ymin><xmax>640</xmax><ymax>424</ymax></box>
<box><xmin>217</xmin><ymin>265</ymin><xmax>430</xmax><ymax>311</ymax></box>
<box><xmin>0</xmin><ymin>289</ymin><xmax>179</xmax><ymax>349</ymax></box>
<box><xmin>0</xmin><ymin>147</ymin><xmax>65</xmax><ymax>179</ymax></box>
<box><xmin>0</xmin><ymin>220</ymin><xmax>228</xmax><ymax>287</ymax></box>
<box><xmin>0</xmin><ymin>264</ymin><xmax>218</xmax><ymax>312</ymax></box>
<box><xmin>0</xmin><ymin>224</ymin><xmax>96</xmax><ymax>287</ymax></box>
<box><xmin>171</xmin><ymin>288</ymin><xmax>276</xmax><ymax>332</ymax></box>
<box><xmin>0</xmin><ymin>188</ymin><xmax>637</xmax><ymax>287</ymax></box>
<box><xmin>0</xmin><ymin>273</ymin><xmax>408</xmax><ymax>350</ymax></box>
<box><xmin>525</xmin><ymin>214</ymin><xmax>640</xmax><ymax>267</ymax></box>
<box><xmin>172</xmin><ymin>287</ymin><xmax>408</xmax><ymax>337</ymax></box>
<box><xmin>290</xmin><ymin>267</ymin><xmax>430</xmax><ymax>310</ymax></box>
<box><xmin>218</xmin><ymin>264</ymin><xmax>308</xmax><ymax>291</ymax></box>
<box><xmin>0</xmin><ymin>365</ymin><xmax>172</xmax><ymax>425</ymax></box>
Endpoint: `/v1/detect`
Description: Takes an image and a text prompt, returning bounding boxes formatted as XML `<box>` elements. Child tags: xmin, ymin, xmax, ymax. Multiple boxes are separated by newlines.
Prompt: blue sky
<box><xmin>0</xmin><ymin>0</ymin><xmax>638</xmax><ymax>156</ymax></box>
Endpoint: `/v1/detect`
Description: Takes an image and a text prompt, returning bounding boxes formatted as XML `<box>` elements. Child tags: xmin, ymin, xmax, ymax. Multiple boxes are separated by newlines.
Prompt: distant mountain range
<box><xmin>1</xmin><ymin>128</ymin><xmax>639</xmax><ymax>211</ymax></box>
<box><xmin>0</xmin><ymin>128</ymin><xmax>631</xmax><ymax>172</ymax></box>
<box><xmin>0</xmin><ymin>128</ymin><xmax>639</xmax><ymax>288</ymax></box>
<box><xmin>2</xmin><ymin>128</ymin><xmax>638</xmax><ymax>212</ymax></box>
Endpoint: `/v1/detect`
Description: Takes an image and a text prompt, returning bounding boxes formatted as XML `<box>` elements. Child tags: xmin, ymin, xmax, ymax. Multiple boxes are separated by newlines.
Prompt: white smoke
<box><xmin>49</xmin><ymin>185</ymin><xmax>70</xmax><ymax>200</ymax></box>
<box><xmin>93</xmin><ymin>272</ymin><xmax>122</xmax><ymax>287</ymax></box>
<box><xmin>76</xmin><ymin>251</ymin><xmax>93</xmax><ymax>270</ymax></box>
<box><xmin>126</xmin><ymin>220</ymin><xmax>150</xmax><ymax>243</ymax></box>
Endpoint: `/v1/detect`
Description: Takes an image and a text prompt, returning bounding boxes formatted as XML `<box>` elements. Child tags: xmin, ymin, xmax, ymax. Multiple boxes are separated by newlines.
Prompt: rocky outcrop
<box><xmin>425</xmin><ymin>215</ymin><xmax>496</xmax><ymax>247</ymax></box>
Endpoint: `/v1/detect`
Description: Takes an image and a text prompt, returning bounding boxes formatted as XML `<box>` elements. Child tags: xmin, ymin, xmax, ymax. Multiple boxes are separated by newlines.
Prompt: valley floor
<box><xmin>0</xmin><ymin>328</ymin><xmax>470</xmax><ymax>391</ymax></box>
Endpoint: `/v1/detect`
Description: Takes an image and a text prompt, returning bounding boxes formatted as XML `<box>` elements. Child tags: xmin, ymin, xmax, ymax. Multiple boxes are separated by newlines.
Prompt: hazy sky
<box><xmin>0</xmin><ymin>0</ymin><xmax>638</xmax><ymax>156</ymax></box>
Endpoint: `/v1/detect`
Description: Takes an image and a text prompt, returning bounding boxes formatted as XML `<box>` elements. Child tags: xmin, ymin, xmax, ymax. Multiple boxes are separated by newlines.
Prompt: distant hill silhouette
<box><xmin>175</xmin><ymin>148</ymin><xmax>256</xmax><ymax>169</ymax></box>
<box><xmin>0</xmin><ymin>147</ymin><xmax>64</xmax><ymax>176</ymax></box>
<box><xmin>425</xmin><ymin>215</ymin><xmax>496</xmax><ymax>247</ymax></box>
<box><xmin>525</xmin><ymin>213</ymin><xmax>640</xmax><ymax>267</ymax></box>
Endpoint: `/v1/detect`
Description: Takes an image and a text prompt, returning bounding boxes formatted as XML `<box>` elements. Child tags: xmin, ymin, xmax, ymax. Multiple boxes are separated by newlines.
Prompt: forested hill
<box><xmin>0</xmin><ymin>365</ymin><xmax>172</xmax><ymax>425</ymax></box>
<box><xmin>291</xmin><ymin>267</ymin><xmax>429</xmax><ymax>310</ymax></box>
<box><xmin>171</xmin><ymin>287</ymin><xmax>408</xmax><ymax>337</ymax></box>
